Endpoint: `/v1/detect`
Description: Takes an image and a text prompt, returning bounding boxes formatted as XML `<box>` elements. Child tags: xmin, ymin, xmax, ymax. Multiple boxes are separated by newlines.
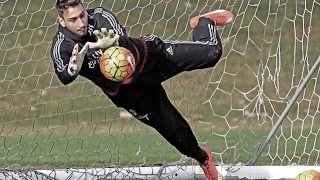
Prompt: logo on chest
<box><xmin>87</xmin><ymin>49</ymin><xmax>103</xmax><ymax>69</ymax></box>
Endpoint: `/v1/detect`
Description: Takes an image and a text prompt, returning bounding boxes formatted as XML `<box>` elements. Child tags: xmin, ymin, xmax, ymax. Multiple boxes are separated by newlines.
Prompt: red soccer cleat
<box><xmin>200</xmin><ymin>147</ymin><xmax>219</xmax><ymax>180</ymax></box>
<box><xmin>189</xmin><ymin>9</ymin><xmax>235</xmax><ymax>28</ymax></box>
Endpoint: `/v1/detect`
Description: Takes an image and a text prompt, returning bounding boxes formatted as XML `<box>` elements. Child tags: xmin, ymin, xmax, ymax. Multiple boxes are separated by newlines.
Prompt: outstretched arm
<box><xmin>92</xmin><ymin>7</ymin><xmax>126</xmax><ymax>37</ymax></box>
<box><xmin>86</xmin><ymin>28</ymin><xmax>119</xmax><ymax>49</ymax></box>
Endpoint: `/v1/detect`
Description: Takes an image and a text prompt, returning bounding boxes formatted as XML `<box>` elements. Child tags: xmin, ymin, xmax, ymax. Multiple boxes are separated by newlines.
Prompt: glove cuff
<box><xmin>67</xmin><ymin>64</ymin><xmax>78</xmax><ymax>76</ymax></box>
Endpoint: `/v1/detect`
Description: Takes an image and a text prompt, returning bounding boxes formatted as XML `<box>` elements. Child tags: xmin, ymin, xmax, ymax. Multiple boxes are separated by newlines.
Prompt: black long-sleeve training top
<box><xmin>50</xmin><ymin>7</ymin><xmax>147</xmax><ymax>96</ymax></box>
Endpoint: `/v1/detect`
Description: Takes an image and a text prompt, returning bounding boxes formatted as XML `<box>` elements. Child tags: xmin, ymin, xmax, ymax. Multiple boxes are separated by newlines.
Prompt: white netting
<box><xmin>0</xmin><ymin>0</ymin><xmax>319</xmax><ymax>179</ymax></box>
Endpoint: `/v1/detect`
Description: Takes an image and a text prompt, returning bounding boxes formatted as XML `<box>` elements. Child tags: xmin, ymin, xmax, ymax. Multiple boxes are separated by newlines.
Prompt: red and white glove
<box><xmin>86</xmin><ymin>28</ymin><xmax>119</xmax><ymax>49</ymax></box>
<box><xmin>67</xmin><ymin>43</ymin><xmax>89</xmax><ymax>76</ymax></box>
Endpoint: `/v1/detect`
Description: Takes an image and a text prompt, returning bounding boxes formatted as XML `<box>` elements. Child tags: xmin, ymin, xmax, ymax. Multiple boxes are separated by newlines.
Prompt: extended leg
<box><xmin>110</xmin><ymin>81</ymin><xmax>208</xmax><ymax>162</ymax></box>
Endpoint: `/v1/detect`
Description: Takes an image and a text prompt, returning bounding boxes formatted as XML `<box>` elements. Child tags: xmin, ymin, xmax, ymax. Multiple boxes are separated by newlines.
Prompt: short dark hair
<box><xmin>55</xmin><ymin>0</ymin><xmax>83</xmax><ymax>17</ymax></box>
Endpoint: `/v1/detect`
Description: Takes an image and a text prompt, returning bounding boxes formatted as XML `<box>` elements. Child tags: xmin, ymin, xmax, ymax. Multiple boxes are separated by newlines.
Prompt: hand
<box><xmin>86</xmin><ymin>28</ymin><xmax>119</xmax><ymax>49</ymax></box>
<box><xmin>67</xmin><ymin>43</ymin><xmax>89</xmax><ymax>76</ymax></box>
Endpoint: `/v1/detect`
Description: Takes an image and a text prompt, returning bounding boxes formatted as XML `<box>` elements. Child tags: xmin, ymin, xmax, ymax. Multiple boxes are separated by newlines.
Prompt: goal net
<box><xmin>0</xmin><ymin>0</ymin><xmax>319</xmax><ymax>179</ymax></box>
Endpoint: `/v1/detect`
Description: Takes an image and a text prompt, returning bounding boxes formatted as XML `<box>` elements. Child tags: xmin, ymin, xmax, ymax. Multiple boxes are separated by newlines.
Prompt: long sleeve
<box><xmin>91</xmin><ymin>7</ymin><xmax>127</xmax><ymax>37</ymax></box>
<box><xmin>88</xmin><ymin>8</ymin><xmax>142</xmax><ymax>62</ymax></box>
<box><xmin>50</xmin><ymin>32</ymin><xmax>77</xmax><ymax>85</ymax></box>
<box><xmin>50</xmin><ymin>7</ymin><xmax>147</xmax><ymax>96</ymax></box>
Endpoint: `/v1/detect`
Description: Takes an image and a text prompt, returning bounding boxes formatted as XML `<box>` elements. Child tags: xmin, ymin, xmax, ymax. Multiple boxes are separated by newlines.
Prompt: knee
<box><xmin>210</xmin><ymin>45</ymin><xmax>223</xmax><ymax>60</ymax></box>
<box><xmin>205</xmin><ymin>44</ymin><xmax>223</xmax><ymax>67</ymax></box>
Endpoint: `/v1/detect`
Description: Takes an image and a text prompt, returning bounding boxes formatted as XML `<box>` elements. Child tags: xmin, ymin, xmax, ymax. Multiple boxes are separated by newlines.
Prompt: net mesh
<box><xmin>0</xmin><ymin>0</ymin><xmax>319</xmax><ymax>178</ymax></box>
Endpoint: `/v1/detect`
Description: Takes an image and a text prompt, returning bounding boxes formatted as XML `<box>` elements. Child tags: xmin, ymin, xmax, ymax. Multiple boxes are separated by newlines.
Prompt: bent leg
<box><xmin>140</xmin><ymin>18</ymin><xmax>222</xmax><ymax>83</ymax></box>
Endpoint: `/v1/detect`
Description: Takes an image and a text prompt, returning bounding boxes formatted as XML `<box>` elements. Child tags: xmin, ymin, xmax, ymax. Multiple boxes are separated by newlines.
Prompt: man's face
<box><xmin>58</xmin><ymin>4</ymin><xmax>88</xmax><ymax>37</ymax></box>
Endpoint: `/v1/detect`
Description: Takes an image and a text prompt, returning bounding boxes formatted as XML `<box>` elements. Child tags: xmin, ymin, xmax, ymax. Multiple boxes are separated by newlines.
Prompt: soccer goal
<box><xmin>0</xmin><ymin>0</ymin><xmax>319</xmax><ymax>179</ymax></box>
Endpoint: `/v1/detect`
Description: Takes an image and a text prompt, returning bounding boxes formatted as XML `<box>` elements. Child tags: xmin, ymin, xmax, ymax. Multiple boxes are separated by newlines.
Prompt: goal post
<box><xmin>0</xmin><ymin>0</ymin><xmax>320</xmax><ymax>179</ymax></box>
<box><xmin>248</xmin><ymin>55</ymin><xmax>320</xmax><ymax>166</ymax></box>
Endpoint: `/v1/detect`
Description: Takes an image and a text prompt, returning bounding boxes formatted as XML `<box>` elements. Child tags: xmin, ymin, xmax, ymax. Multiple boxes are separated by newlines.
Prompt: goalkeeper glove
<box><xmin>86</xmin><ymin>28</ymin><xmax>119</xmax><ymax>49</ymax></box>
<box><xmin>67</xmin><ymin>43</ymin><xmax>89</xmax><ymax>76</ymax></box>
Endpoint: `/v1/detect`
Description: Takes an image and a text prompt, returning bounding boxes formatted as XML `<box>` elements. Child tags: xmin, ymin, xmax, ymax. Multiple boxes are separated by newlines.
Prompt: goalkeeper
<box><xmin>50</xmin><ymin>0</ymin><xmax>234</xmax><ymax>179</ymax></box>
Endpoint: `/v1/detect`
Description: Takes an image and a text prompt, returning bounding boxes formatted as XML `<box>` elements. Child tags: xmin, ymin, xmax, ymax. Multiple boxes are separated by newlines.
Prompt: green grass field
<box><xmin>1</xmin><ymin>127</ymin><xmax>316</xmax><ymax>169</ymax></box>
<box><xmin>0</xmin><ymin>0</ymin><xmax>320</xmax><ymax>169</ymax></box>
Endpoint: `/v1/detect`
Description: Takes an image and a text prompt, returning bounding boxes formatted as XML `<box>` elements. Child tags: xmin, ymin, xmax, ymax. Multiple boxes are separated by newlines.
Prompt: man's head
<box><xmin>56</xmin><ymin>0</ymin><xmax>88</xmax><ymax>37</ymax></box>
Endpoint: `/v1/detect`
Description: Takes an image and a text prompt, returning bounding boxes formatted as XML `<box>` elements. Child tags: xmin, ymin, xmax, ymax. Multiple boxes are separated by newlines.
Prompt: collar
<box><xmin>58</xmin><ymin>25</ymin><xmax>91</xmax><ymax>43</ymax></box>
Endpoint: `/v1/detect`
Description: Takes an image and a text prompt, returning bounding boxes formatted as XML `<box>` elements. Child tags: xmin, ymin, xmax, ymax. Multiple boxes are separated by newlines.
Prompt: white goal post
<box><xmin>0</xmin><ymin>0</ymin><xmax>320</xmax><ymax>179</ymax></box>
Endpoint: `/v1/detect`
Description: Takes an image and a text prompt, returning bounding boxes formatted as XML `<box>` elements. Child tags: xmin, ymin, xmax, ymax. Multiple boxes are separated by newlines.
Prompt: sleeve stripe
<box><xmin>94</xmin><ymin>8</ymin><xmax>124</xmax><ymax>36</ymax></box>
<box><xmin>53</xmin><ymin>32</ymin><xmax>67</xmax><ymax>72</ymax></box>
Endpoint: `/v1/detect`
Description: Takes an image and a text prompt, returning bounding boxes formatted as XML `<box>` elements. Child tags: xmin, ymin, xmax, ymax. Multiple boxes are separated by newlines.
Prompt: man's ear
<box><xmin>58</xmin><ymin>17</ymin><xmax>66</xmax><ymax>27</ymax></box>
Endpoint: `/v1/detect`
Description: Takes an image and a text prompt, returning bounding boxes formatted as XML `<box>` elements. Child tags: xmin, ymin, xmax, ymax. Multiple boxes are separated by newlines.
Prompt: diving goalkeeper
<box><xmin>50</xmin><ymin>0</ymin><xmax>235</xmax><ymax>179</ymax></box>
